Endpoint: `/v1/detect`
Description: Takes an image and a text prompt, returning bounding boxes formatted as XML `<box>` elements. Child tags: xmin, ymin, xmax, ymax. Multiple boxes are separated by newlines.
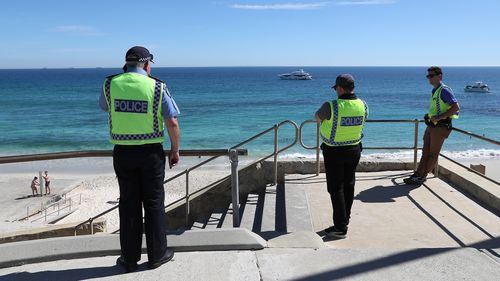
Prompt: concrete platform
<box><xmin>295</xmin><ymin>171</ymin><xmax>500</xmax><ymax>249</ymax></box>
<box><xmin>0</xmin><ymin>228</ymin><xmax>266</xmax><ymax>269</ymax></box>
<box><xmin>0</xmin><ymin>247</ymin><xmax>498</xmax><ymax>281</ymax></box>
<box><xmin>1</xmin><ymin>170</ymin><xmax>499</xmax><ymax>280</ymax></box>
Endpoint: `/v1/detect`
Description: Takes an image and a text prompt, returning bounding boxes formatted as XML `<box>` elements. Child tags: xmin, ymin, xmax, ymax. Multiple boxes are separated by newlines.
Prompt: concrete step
<box><xmin>228</xmin><ymin>181</ymin><xmax>313</xmax><ymax>234</ymax></box>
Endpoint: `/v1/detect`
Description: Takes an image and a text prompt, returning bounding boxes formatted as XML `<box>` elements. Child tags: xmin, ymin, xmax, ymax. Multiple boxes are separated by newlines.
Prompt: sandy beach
<box><xmin>0</xmin><ymin>156</ymin><xmax>239</xmax><ymax>233</ymax></box>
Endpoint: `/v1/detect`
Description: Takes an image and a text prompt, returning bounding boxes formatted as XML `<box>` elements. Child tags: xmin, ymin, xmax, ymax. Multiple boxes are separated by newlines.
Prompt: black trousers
<box><xmin>322</xmin><ymin>143</ymin><xmax>361</xmax><ymax>231</ymax></box>
<box><xmin>113</xmin><ymin>143</ymin><xmax>167</xmax><ymax>263</ymax></box>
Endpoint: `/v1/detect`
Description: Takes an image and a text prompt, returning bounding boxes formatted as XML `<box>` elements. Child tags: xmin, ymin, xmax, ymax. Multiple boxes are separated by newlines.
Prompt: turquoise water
<box><xmin>0</xmin><ymin>67</ymin><xmax>499</xmax><ymax>158</ymax></box>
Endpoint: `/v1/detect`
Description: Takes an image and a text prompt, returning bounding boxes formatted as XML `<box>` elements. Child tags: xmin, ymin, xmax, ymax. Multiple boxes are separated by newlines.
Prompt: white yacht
<box><xmin>279</xmin><ymin>69</ymin><xmax>312</xmax><ymax>80</ymax></box>
<box><xmin>464</xmin><ymin>81</ymin><xmax>490</xmax><ymax>93</ymax></box>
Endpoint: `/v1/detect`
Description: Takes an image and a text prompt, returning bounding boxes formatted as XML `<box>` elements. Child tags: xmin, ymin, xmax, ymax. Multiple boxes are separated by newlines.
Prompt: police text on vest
<box><xmin>340</xmin><ymin>116</ymin><xmax>363</xmax><ymax>126</ymax></box>
<box><xmin>114</xmin><ymin>99</ymin><xmax>148</xmax><ymax>113</ymax></box>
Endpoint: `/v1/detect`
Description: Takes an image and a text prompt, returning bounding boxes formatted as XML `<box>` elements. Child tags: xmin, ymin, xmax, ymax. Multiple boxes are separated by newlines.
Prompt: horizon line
<box><xmin>1</xmin><ymin>65</ymin><xmax>500</xmax><ymax>70</ymax></box>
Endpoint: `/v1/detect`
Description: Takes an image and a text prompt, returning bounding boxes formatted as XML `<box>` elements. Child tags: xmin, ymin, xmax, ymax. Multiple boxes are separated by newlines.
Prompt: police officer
<box><xmin>99</xmin><ymin>46</ymin><xmax>180</xmax><ymax>272</ymax></box>
<box><xmin>404</xmin><ymin>66</ymin><xmax>459</xmax><ymax>185</ymax></box>
<box><xmin>315</xmin><ymin>74</ymin><xmax>368</xmax><ymax>239</ymax></box>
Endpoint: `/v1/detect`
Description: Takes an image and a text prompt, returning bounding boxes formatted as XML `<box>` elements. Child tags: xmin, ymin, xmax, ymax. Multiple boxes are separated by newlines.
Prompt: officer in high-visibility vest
<box><xmin>99</xmin><ymin>46</ymin><xmax>180</xmax><ymax>272</ymax></box>
<box><xmin>404</xmin><ymin>66</ymin><xmax>460</xmax><ymax>185</ymax></box>
<box><xmin>315</xmin><ymin>74</ymin><xmax>368</xmax><ymax>239</ymax></box>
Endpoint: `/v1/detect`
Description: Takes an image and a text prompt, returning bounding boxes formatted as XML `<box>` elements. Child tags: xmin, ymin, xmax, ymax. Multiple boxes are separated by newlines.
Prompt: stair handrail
<box><xmin>73</xmin><ymin>120</ymin><xmax>299</xmax><ymax>234</ymax></box>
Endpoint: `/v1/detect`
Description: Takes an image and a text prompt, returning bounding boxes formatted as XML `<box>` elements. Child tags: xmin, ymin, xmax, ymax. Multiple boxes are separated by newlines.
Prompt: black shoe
<box><xmin>324</xmin><ymin>226</ymin><xmax>347</xmax><ymax>238</ymax></box>
<box><xmin>116</xmin><ymin>256</ymin><xmax>138</xmax><ymax>273</ymax></box>
<box><xmin>148</xmin><ymin>248</ymin><xmax>174</xmax><ymax>269</ymax></box>
<box><xmin>403</xmin><ymin>175</ymin><xmax>426</xmax><ymax>185</ymax></box>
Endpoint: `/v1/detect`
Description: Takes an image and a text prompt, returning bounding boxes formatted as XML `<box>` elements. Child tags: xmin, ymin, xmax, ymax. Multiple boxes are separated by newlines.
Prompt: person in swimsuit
<box><xmin>31</xmin><ymin>176</ymin><xmax>39</xmax><ymax>196</ymax></box>
<box><xmin>42</xmin><ymin>171</ymin><xmax>51</xmax><ymax>195</ymax></box>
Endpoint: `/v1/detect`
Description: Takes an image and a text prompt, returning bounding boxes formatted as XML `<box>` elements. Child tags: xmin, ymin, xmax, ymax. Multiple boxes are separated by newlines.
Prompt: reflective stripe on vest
<box><xmin>428</xmin><ymin>84</ymin><xmax>458</xmax><ymax>119</ymax></box>
<box><xmin>104</xmin><ymin>73</ymin><xmax>164</xmax><ymax>144</ymax></box>
<box><xmin>320</xmin><ymin>98</ymin><xmax>367</xmax><ymax>146</ymax></box>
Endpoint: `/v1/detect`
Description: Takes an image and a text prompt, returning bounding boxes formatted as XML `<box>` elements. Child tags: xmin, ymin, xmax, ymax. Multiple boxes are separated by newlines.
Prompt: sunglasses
<box><xmin>426</xmin><ymin>73</ymin><xmax>439</xmax><ymax>79</ymax></box>
<box><xmin>331</xmin><ymin>85</ymin><xmax>337</xmax><ymax>90</ymax></box>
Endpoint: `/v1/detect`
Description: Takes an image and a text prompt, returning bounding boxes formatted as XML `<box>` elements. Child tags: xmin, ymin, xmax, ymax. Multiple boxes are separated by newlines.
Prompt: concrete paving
<box><xmin>1</xmin><ymin>247</ymin><xmax>498</xmax><ymax>281</ymax></box>
<box><xmin>295</xmin><ymin>171</ymin><xmax>500</xmax><ymax>249</ymax></box>
<box><xmin>1</xmin><ymin>170</ymin><xmax>499</xmax><ymax>280</ymax></box>
<box><xmin>0</xmin><ymin>228</ymin><xmax>266</xmax><ymax>269</ymax></box>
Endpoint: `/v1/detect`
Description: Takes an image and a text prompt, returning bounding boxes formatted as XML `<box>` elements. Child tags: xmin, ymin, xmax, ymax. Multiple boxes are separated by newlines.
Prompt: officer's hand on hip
<box><xmin>169</xmin><ymin>150</ymin><xmax>179</xmax><ymax>169</ymax></box>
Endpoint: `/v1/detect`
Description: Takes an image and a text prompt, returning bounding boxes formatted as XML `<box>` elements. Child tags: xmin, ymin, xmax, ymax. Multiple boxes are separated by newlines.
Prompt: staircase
<box><xmin>190</xmin><ymin>175</ymin><xmax>315</xmax><ymax>241</ymax></box>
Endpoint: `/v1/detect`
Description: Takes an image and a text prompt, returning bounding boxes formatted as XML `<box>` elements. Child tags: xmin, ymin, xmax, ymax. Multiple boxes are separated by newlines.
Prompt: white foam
<box><xmin>279</xmin><ymin>149</ymin><xmax>500</xmax><ymax>161</ymax></box>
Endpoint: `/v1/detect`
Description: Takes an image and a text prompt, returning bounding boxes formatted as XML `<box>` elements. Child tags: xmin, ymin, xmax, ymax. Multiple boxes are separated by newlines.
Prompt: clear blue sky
<box><xmin>1</xmin><ymin>0</ymin><xmax>499</xmax><ymax>68</ymax></box>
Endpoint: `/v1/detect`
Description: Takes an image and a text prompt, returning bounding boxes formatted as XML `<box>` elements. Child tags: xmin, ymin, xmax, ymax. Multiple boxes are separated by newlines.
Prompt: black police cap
<box><xmin>125</xmin><ymin>46</ymin><xmax>154</xmax><ymax>63</ymax></box>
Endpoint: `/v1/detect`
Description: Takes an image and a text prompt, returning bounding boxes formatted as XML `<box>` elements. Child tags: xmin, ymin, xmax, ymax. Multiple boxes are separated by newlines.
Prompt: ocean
<box><xmin>0</xmin><ymin>67</ymin><xmax>499</xmax><ymax>159</ymax></box>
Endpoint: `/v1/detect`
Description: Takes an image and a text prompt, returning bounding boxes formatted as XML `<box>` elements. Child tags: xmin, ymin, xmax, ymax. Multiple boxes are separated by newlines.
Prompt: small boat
<box><xmin>464</xmin><ymin>81</ymin><xmax>490</xmax><ymax>93</ymax></box>
<box><xmin>278</xmin><ymin>69</ymin><xmax>312</xmax><ymax>80</ymax></box>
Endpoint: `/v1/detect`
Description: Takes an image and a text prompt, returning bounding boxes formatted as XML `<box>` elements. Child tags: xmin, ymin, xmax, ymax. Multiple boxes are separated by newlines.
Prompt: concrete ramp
<box><xmin>296</xmin><ymin>171</ymin><xmax>500</xmax><ymax>249</ymax></box>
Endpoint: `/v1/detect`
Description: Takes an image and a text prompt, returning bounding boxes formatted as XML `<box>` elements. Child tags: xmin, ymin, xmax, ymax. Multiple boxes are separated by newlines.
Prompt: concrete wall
<box><xmin>0</xmin><ymin>218</ymin><xmax>107</xmax><ymax>244</ymax></box>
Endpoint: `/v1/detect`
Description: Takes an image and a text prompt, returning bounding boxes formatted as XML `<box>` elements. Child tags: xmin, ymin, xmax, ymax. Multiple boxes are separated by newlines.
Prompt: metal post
<box><xmin>27</xmin><ymin>206</ymin><xmax>30</xmax><ymax>218</ymax></box>
<box><xmin>316</xmin><ymin>121</ymin><xmax>321</xmax><ymax>175</ymax></box>
<box><xmin>185</xmin><ymin>170</ymin><xmax>190</xmax><ymax>226</ymax></box>
<box><xmin>435</xmin><ymin>158</ymin><xmax>439</xmax><ymax>178</ymax></box>
<box><xmin>91</xmin><ymin>219</ymin><xmax>94</xmax><ymax>235</ymax></box>
<box><xmin>229</xmin><ymin>149</ymin><xmax>240</xmax><ymax>227</ymax></box>
<box><xmin>413</xmin><ymin>119</ymin><xmax>419</xmax><ymax>171</ymax></box>
<box><xmin>39</xmin><ymin>171</ymin><xmax>43</xmax><ymax>196</ymax></box>
<box><xmin>69</xmin><ymin>198</ymin><xmax>72</xmax><ymax>212</ymax></box>
<box><xmin>273</xmin><ymin>125</ymin><xmax>278</xmax><ymax>185</ymax></box>
<box><xmin>44</xmin><ymin>208</ymin><xmax>47</xmax><ymax>222</ymax></box>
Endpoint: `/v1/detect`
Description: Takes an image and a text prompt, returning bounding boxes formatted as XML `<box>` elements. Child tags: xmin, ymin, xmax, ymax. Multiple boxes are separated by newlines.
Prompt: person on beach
<box><xmin>315</xmin><ymin>74</ymin><xmax>368</xmax><ymax>239</ymax></box>
<box><xmin>30</xmin><ymin>176</ymin><xmax>39</xmax><ymax>196</ymax></box>
<box><xmin>99</xmin><ymin>46</ymin><xmax>180</xmax><ymax>272</ymax></box>
<box><xmin>42</xmin><ymin>171</ymin><xmax>51</xmax><ymax>195</ymax></box>
<box><xmin>403</xmin><ymin>67</ymin><xmax>460</xmax><ymax>185</ymax></box>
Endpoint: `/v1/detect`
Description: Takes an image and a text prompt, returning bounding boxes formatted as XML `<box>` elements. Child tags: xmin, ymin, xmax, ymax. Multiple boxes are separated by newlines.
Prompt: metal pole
<box><xmin>44</xmin><ymin>208</ymin><xmax>47</xmax><ymax>222</ymax></box>
<box><xmin>27</xmin><ymin>206</ymin><xmax>29</xmax><ymax>218</ymax></box>
<box><xmin>39</xmin><ymin>171</ymin><xmax>43</xmax><ymax>196</ymax></box>
<box><xmin>435</xmin><ymin>158</ymin><xmax>439</xmax><ymax>178</ymax></box>
<box><xmin>413</xmin><ymin>119</ymin><xmax>419</xmax><ymax>171</ymax></box>
<box><xmin>91</xmin><ymin>219</ymin><xmax>94</xmax><ymax>235</ymax></box>
<box><xmin>273</xmin><ymin>125</ymin><xmax>278</xmax><ymax>185</ymax></box>
<box><xmin>230</xmin><ymin>149</ymin><xmax>240</xmax><ymax>227</ymax></box>
<box><xmin>185</xmin><ymin>170</ymin><xmax>190</xmax><ymax>226</ymax></box>
<box><xmin>316</xmin><ymin>121</ymin><xmax>321</xmax><ymax>175</ymax></box>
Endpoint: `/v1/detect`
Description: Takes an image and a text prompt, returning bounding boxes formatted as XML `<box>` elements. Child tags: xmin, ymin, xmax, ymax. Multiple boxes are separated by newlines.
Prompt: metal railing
<box><xmin>4</xmin><ymin>118</ymin><xmax>496</xmax><ymax>236</ymax></box>
<box><xmin>437</xmin><ymin>127</ymin><xmax>500</xmax><ymax>185</ymax></box>
<box><xmin>299</xmin><ymin>119</ymin><xmax>422</xmax><ymax>174</ymax></box>
<box><xmin>73</xmin><ymin>120</ymin><xmax>299</xmax><ymax>234</ymax></box>
<box><xmin>29</xmin><ymin>193</ymin><xmax>82</xmax><ymax>223</ymax></box>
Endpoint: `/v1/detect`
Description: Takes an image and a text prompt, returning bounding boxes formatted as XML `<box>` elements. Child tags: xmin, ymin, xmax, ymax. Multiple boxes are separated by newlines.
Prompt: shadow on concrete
<box><xmin>420</xmin><ymin>183</ymin><xmax>496</xmax><ymax>239</ymax></box>
<box><xmin>289</xmin><ymin>237</ymin><xmax>500</xmax><ymax>281</ymax></box>
<box><xmin>354</xmin><ymin>184</ymin><xmax>419</xmax><ymax>203</ymax></box>
<box><xmin>15</xmin><ymin>194</ymin><xmax>41</xmax><ymax>200</ymax></box>
<box><xmin>0</xmin><ymin>262</ymin><xmax>136</xmax><ymax>281</ymax></box>
<box><xmin>356</xmin><ymin>172</ymin><xmax>413</xmax><ymax>182</ymax></box>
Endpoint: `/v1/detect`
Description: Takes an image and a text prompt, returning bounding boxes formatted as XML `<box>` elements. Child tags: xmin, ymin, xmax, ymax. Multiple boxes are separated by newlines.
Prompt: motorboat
<box><xmin>278</xmin><ymin>69</ymin><xmax>312</xmax><ymax>80</ymax></box>
<box><xmin>464</xmin><ymin>81</ymin><xmax>490</xmax><ymax>93</ymax></box>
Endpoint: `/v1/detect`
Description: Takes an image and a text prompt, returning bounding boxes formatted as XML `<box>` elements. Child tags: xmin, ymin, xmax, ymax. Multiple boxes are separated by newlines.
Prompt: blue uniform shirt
<box><xmin>433</xmin><ymin>82</ymin><xmax>458</xmax><ymax>106</ymax></box>
<box><xmin>98</xmin><ymin>67</ymin><xmax>180</xmax><ymax>118</ymax></box>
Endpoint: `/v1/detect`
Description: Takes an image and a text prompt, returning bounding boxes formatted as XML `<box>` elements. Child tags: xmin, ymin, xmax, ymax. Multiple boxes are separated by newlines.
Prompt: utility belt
<box><xmin>321</xmin><ymin>142</ymin><xmax>362</xmax><ymax>152</ymax></box>
<box><xmin>424</xmin><ymin>114</ymin><xmax>452</xmax><ymax>129</ymax></box>
<box><xmin>114</xmin><ymin>143</ymin><xmax>163</xmax><ymax>149</ymax></box>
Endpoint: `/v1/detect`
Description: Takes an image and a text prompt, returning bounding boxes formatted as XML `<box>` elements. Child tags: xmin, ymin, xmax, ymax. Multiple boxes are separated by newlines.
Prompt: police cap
<box><xmin>125</xmin><ymin>46</ymin><xmax>154</xmax><ymax>63</ymax></box>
